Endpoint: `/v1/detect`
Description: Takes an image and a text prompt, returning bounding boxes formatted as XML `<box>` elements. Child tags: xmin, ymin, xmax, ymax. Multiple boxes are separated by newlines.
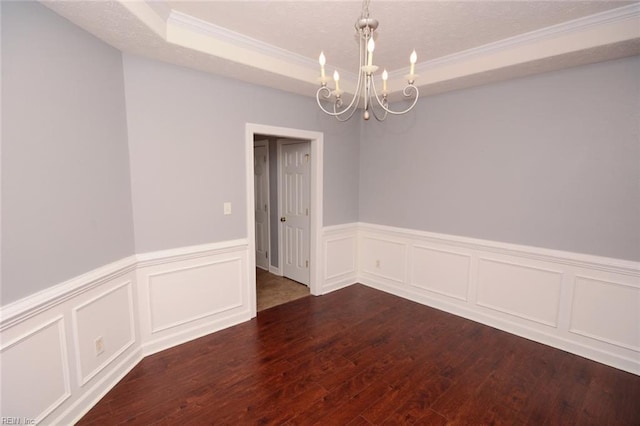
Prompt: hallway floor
<box><xmin>256</xmin><ymin>268</ymin><xmax>310</xmax><ymax>311</ymax></box>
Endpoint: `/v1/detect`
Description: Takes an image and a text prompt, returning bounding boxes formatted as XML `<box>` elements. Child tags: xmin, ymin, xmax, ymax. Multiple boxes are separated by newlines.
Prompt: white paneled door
<box><xmin>279</xmin><ymin>141</ymin><xmax>310</xmax><ymax>286</ymax></box>
<box><xmin>254</xmin><ymin>141</ymin><xmax>270</xmax><ymax>270</ymax></box>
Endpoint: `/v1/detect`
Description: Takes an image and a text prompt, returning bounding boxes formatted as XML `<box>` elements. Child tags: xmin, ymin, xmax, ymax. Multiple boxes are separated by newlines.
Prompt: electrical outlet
<box><xmin>95</xmin><ymin>336</ymin><xmax>105</xmax><ymax>356</ymax></box>
<box><xmin>375</xmin><ymin>259</ymin><xmax>380</xmax><ymax>268</ymax></box>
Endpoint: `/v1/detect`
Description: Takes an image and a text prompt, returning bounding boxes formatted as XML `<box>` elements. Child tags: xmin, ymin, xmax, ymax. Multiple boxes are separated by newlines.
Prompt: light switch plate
<box><xmin>224</xmin><ymin>202</ymin><xmax>232</xmax><ymax>215</ymax></box>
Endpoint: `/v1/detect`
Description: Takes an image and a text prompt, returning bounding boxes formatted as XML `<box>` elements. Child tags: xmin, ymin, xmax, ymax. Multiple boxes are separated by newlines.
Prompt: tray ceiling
<box><xmin>42</xmin><ymin>1</ymin><xmax>640</xmax><ymax>99</ymax></box>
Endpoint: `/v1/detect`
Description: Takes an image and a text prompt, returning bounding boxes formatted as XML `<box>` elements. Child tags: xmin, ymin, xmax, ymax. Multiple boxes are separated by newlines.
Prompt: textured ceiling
<box><xmin>169</xmin><ymin>1</ymin><xmax>630</xmax><ymax>69</ymax></box>
<box><xmin>42</xmin><ymin>0</ymin><xmax>640</xmax><ymax>99</ymax></box>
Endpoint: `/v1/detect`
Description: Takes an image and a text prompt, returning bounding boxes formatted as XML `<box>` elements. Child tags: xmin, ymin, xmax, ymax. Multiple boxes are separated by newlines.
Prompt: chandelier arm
<box><xmin>334</xmin><ymin>106</ymin><xmax>359</xmax><ymax>122</ymax></box>
<box><xmin>315</xmin><ymin>36</ymin><xmax>366</xmax><ymax>118</ymax></box>
<box><xmin>371</xmin><ymin>81</ymin><xmax>420</xmax><ymax>115</ymax></box>
<box><xmin>315</xmin><ymin>86</ymin><xmax>342</xmax><ymax>116</ymax></box>
<box><xmin>333</xmin><ymin>90</ymin><xmax>360</xmax><ymax>122</ymax></box>
<box><xmin>369</xmin><ymin>96</ymin><xmax>388</xmax><ymax>122</ymax></box>
<box><xmin>366</xmin><ymin>76</ymin><xmax>388</xmax><ymax>121</ymax></box>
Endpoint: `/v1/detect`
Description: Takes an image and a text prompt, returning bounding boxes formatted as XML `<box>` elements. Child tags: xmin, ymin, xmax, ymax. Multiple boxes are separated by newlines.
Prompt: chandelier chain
<box><xmin>361</xmin><ymin>0</ymin><xmax>371</xmax><ymax>19</ymax></box>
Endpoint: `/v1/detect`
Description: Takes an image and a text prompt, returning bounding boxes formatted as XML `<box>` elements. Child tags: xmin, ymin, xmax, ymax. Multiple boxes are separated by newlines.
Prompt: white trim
<box><xmin>60</xmin><ymin>348</ymin><xmax>143</xmax><ymax>425</ymax></box>
<box><xmin>1</xmin><ymin>221</ymin><xmax>639</xmax><ymax>424</ymax></box>
<box><xmin>403</xmin><ymin>3</ymin><xmax>640</xmax><ymax>79</ymax></box>
<box><xmin>147</xmin><ymin>258</ymin><xmax>244</xmax><ymax>334</ymax></box>
<box><xmin>362</xmin><ymin>275</ymin><xmax>640</xmax><ymax>375</ymax></box>
<box><xmin>268</xmin><ymin>265</ymin><xmax>283</xmax><ymax>276</ymax></box>
<box><xmin>568</xmin><ymin>275</ymin><xmax>640</xmax><ymax>352</ymax></box>
<box><xmin>136</xmin><ymin>240</ymin><xmax>250</xmax><ymax>355</ymax></box>
<box><xmin>0</xmin><ymin>256</ymin><xmax>137</xmax><ymax>331</ymax></box>
<box><xmin>357</xmin><ymin>222</ymin><xmax>640</xmax><ymax>375</ymax></box>
<box><xmin>409</xmin><ymin>244</ymin><xmax>471</xmax><ymax>302</ymax></box>
<box><xmin>168</xmin><ymin>9</ymin><xmax>319</xmax><ymax>72</ymax></box>
<box><xmin>324</xmin><ymin>236</ymin><xmax>357</xmax><ymax>281</ymax></box>
<box><xmin>136</xmin><ymin>238</ymin><xmax>248</xmax><ymax>266</ymax></box>
<box><xmin>321</xmin><ymin>223</ymin><xmax>359</xmax><ymax>295</ymax></box>
<box><xmin>0</xmin><ymin>238</ymin><xmax>252</xmax><ymax>424</ymax></box>
<box><xmin>0</xmin><ymin>316</ymin><xmax>72</xmax><ymax>422</ymax></box>
<box><xmin>245</xmin><ymin>123</ymin><xmax>324</xmax><ymax>299</ymax></box>
<box><xmin>358</xmin><ymin>222</ymin><xmax>640</xmax><ymax>276</ymax></box>
<box><xmin>475</xmin><ymin>257</ymin><xmax>564</xmax><ymax>327</ymax></box>
<box><xmin>71</xmin><ymin>281</ymin><xmax>137</xmax><ymax>386</ymax></box>
<box><xmin>159</xmin><ymin>2</ymin><xmax>639</xmax><ymax>97</ymax></box>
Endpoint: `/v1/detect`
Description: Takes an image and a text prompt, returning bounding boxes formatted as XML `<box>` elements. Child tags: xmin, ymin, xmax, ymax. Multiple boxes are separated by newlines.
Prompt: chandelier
<box><xmin>316</xmin><ymin>0</ymin><xmax>419</xmax><ymax>121</ymax></box>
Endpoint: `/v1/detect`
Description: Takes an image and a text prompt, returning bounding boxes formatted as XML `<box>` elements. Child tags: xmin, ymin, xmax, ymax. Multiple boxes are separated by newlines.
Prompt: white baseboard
<box><xmin>136</xmin><ymin>240</ymin><xmax>250</xmax><ymax>352</ymax></box>
<box><xmin>0</xmin><ymin>239</ymin><xmax>252</xmax><ymax>424</ymax></box>
<box><xmin>1</xmin><ymin>225</ymin><xmax>637</xmax><ymax>424</ymax></box>
<box><xmin>60</xmin><ymin>348</ymin><xmax>143</xmax><ymax>425</ymax></box>
<box><xmin>321</xmin><ymin>223</ymin><xmax>359</xmax><ymax>294</ymax></box>
<box><xmin>357</xmin><ymin>222</ymin><xmax>640</xmax><ymax>375</ymax></box>
<box><xmin>268</xmin><ymin>265</ymin><xmax>282</xmax><ymax>276</ymax></box>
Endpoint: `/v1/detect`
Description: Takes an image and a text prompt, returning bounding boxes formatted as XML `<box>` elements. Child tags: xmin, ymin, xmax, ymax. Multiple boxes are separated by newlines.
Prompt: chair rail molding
<box><xmin>0</xmin><ymin>239</ymin><xmax>252</xmax><ymax>424</ymax></box>
<box><xmin>356</xmin><ymin>222</ymin><xmax>640</xmax><ymax>375</ymax></box>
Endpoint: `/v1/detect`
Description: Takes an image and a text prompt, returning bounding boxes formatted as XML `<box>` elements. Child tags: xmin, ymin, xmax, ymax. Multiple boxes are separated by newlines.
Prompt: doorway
<box><xmin>252</xmin><ymin>136</ymin><xmax>311</xmax><ymax>311</ymax></box>
<box><xmin>246</xmin><ymin>124</ymin><xmax>323</xmax><ymax>318</ymax></box>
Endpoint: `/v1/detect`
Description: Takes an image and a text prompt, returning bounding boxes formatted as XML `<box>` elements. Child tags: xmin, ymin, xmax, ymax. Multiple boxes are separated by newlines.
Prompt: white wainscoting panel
<box><xmin>477</xmin><ymin>258</ymin><xmax>563</xmax><ymax>327</ymax></box>
<box><xmin>570</xmin><ymin>276</ymin><xmax>640</xmax><ymax>351</ymax></box>
<box><xmin>137</xmin><ymin>240</ymin><xmax>251</xmax><ymax>354</ymax></box>
<box><xmin>361</xmin><ymin>236</ymin><xmax>408</xmax><ymax>285</ymax></box>
<box><xmin>356</xmin><ymin>222</ymin><xmax>640</xmax><ymax>374</ymax></box>
<box><xmin>410</xmin><ymin>245</ymin><xmax>471</xmax><ymax>301</ymax></box>
<box><xmin>0</xmin><ymin>239</ymin><xmax>252</xmax><ymax>424</ymax></box>
<box><xmin>148</xmin><ymin>258</ymin><xmax>243</xmax><ymax>332</ymax></box>
<box><xmin>322</xmin><ymin>224</ymin><xmax>358</xmax><ymax>293</ymax></box>
<box><xmin>72</xmin><ymin>281</ymin><xmax>136</xmax><ymax>385</ymax></box>
<box><xmin>0</xmin><ymin>316</ymin><xmax>71</xmax><ymax>422</ymax></box>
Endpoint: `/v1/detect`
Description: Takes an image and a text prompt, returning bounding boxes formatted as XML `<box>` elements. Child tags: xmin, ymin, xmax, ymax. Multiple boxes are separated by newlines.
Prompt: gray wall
<box><xmin>3</xmin><ymin>0</ymin><xmax>637</xmax><ymax>306</ymax></box>
<box><xmin>360</xmin><ymin>56</ymin><xmax>640</xmax><ymax>261</ymax></box>
<box><xmin>1</xmin><ymin>2</ymin><xmax>135</xmax><ymax>303</ymax></box>
<box><xmin>123</xmin><ymin>54</ymin><xmax>360</xmax><ymax>253</ymax></box>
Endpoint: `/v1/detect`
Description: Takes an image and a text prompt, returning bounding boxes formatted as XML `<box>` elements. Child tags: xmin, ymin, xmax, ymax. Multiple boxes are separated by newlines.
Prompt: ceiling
<box><xmin>42</xmin><ymin>1</ymin><xmax>640</xmax><ymax>100</ymax></box>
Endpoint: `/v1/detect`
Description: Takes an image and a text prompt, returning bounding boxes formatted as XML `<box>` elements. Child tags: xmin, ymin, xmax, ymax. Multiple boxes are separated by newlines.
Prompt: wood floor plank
<box><xmin>78</xmin><ymin>284</ymin><xmax>640</xmax><ymax>425</ymax></box>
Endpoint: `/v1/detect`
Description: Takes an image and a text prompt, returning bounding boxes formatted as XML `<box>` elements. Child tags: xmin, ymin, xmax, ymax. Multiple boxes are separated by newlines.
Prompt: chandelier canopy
<box><xmin>316</xmin><ymin>0</ymin><xmax>419</xmax><ymax>122</ymax></box>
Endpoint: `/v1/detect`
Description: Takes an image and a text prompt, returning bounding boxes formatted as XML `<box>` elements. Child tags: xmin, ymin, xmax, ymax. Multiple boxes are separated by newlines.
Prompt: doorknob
<box><xmin>280</xmin><ymin>217</ymin><xmax>287</xmax><ymax>222</ymax></box>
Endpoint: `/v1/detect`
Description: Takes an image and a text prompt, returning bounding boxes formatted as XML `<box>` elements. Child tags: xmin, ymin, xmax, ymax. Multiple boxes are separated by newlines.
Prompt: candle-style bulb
<box><xmin>409</xmin><ymin>50</ymin><xmax>417</xmax><ymax>75</ymax></box>
<box><xmin>333</xmin><ymin>70</ymin><xmax>340</xmax><ymax>92</ymax></box>
<box><xmin>319</xmin><ymin>51</ymin><xmax>326</xmax><ymax>79</ymax></box>
<box><xmin>367</xmin><ymin>38</ymin><xmax>375</xmax><ymax>53</ymax></box>
<box><xmin>382</xmin><ymin>69</ymin><xmax>388</xmax><ymax>92</ymax></box>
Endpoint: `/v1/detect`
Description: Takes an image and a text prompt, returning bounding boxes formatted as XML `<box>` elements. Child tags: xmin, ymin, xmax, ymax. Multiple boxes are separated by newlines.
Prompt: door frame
<box><xmin>245</xmin><ymin>123</ymin><xmax>323</xmax><ymax>317</ymax></box>
<box><xmin>253</xmin><ymin>139</ymin><xmax>270</xmax><ymax>271</ymax></box>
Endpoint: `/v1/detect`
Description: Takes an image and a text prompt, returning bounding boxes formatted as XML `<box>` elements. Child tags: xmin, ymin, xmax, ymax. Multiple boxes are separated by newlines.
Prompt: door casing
<box><xmin>245</xmin><ymin>124</ymin><xmax>323</xmax><ymax>318</ymax></box>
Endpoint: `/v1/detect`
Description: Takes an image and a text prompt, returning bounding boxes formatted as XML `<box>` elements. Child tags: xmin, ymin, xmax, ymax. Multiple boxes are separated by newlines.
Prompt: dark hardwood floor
<box><xmin>78</xmin><ymin>284</ymin><xmax>640</xmax><ymax>425</ymax></box>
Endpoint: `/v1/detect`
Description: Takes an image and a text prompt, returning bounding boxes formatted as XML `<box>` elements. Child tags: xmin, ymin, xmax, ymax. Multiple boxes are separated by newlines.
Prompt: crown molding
<box><xmin>406</xmin><ymin>2</ymin><xmax>640</xmax><ymax>77</ymax></box>
<box><xmin>119</xmin><ymin>1</ymin><xmax>640</xmax><ymax>97</ymax></box>
<box><xmin>167</xmin><ymin>10</ymin><xmax>321</xmax><ymax>74</ymax></box>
